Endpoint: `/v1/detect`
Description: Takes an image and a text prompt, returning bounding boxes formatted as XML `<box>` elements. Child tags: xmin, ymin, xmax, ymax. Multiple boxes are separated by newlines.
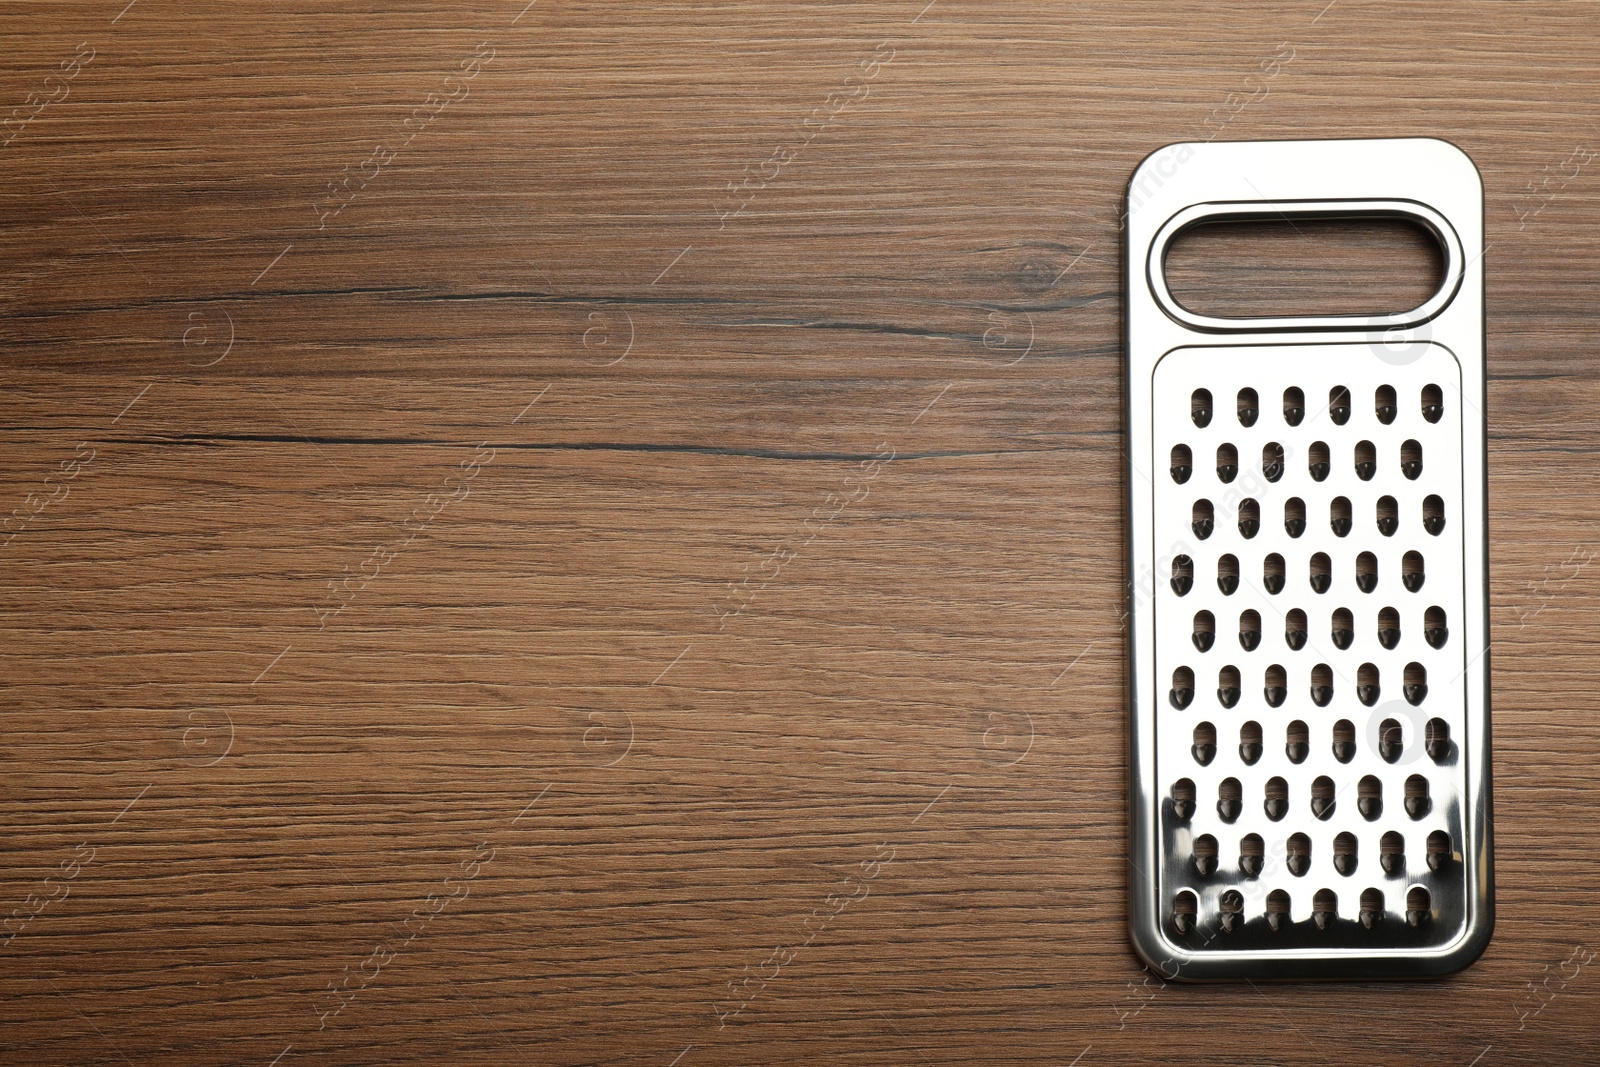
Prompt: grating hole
<box><xmin>1358</xmin><ymin>774</ymin><xmax>1383</xmax><ymax>820</ymax></box>
<box><xmin>1329</xmin><ymin>386</ymin><xmax>1351</xmax><ymax>426</ymax></box>
<box><xmin>1237</xmin><ymin>387</ymin><xmax>1259</xmax><ymax>428</ymax></box>
<box><xmin>1192</xmin><ymin>610</ymin><xmax>1216</xmax><ymax>652</ymax></box>
<box><xmin>1379</xmin><ymin>717</ymin><xmax>1404</xmax><ymax>763</ymax></box>
<box><xmin>1402</xmin><ymin>550</ymin><xmax>1425</xmax><ymax>592</ymax></box>
<box><xmin>1308</xmin><ymin>440</ymin><xmax>1331</xmax><ymax>481</ymax></box>
<box><xmin>1424</xmin><ymin>605</ymin><xmax>1448</xmax><ymax>648</ymax></box>
<box><xmin>1218</xmin><ymin>888</ymin><xmax>1244</xmax><ymax>932</ymax></box>
<box><xmin>1174</xmin><ymin>888</ymin><xmax>1198</xmax><ymax>935</ymax></box>
<box><xmin>1380</xmin><ymin>830</ymin><xmax>1406</xmax><ymax>874</ymax></box>
<box><xmin>1239</xmin><ymin>610</ymin><xmax>1261</xmax><ymax>651</ymax></box>
<box><xmin>1426</xmin><ymin>829</ymin><xmax>1452</xmax><ymax>872</ymax></box>
<box><xmin>1310</xmin><ymin>663</ymin><xmax>1334</xmax><ymax>707</ymax></box>
<box><xmin>1193</xmin><ymin>832</ymin><xmax>1219</xmax><ymax>877</ymax></box>
<box><xmin>1332</xmin><ymin>718</ymin><xmax>1356</xmax><ymax>763</ymax></box>
<box><xmin>1170</xmin><ymin>443</ymin><xmax>1193</xmax><ymax>484</ymax></box>
<box><xmin>1172</xmin><ymin>777</ymin><xmax>1197</xmax><ymax>821</ymax></box>
<box><xmin>1310</xmin><ymin>552</ymin><xmax>1332</xmax><ymax>594</ymax></box>
<box><xmin>1285</xmin><ymin>608</ymin><xmax>1308</xmax><ymax>650</ymax></box>
<box><xmin>1218</xmin><ymin>776</ymin><xmax>1243</xmax><ymax>823</ymax></box>
<box><xmin>1172</xmin><ymin>554</ymin><xmax>1195</xmax><ymax>596</ymax></box>
<box><xmin>1192</xmin><ymin>388</ymin><xmax>1213</xmax><ymax>428</ymax></box>
<box><xmin>1264</xmin><ymin>775</ymin><xmax>1289</xmax><ymax>821</ymax></box>
<box><xmin>1312</xmin><ymin>888</ymin><xmax>1339</xmax><ymax>929</ymax></box>
<box><xmin>1357</xmin><ymin>662</ymin><xmax>1381</xmax><ymax>707</ymax></box>
<box><xmin>1378</xmin><ymin>606</ymin><xmax>1401</xmax><ymax>650</ymax></box>
<box><xmin>1216</xmin><ymin>442</ymin><xmax>1239</xmax><ymax>483</ymax></box>
<box><xmin>1193</xmin><ymin>498</ymin><xmax>1215</xmax><ymax>540</ymax></box>
<box><xmin>1354</xmin><ymin>439</ymin><xmax>1377</xmax><ymax>481</ymax></box>
<box><xmin>1404</xmin><ymin>774</ymin><xmax>1431</xmax><ymax>819</ymax></box>
<box><xmin>1285</xmin><ymin>720</ymin><xmax>1309</xmax><ymax>764</ymax></box>
<box><xmin>1359</xmin><ymin>887</ymin><xmax>1385</xmax><ymax>928</ymax></box>
<box><xmin>1239</xmin><ymin>832</ymin><xmax>1265</xmax><ymax>877</ymax></box>
<box><xmin>1330</xmin><ymin>496</ymin><xmax>1352</xmax><ymax>537</ymax></box>
<box><xmin>1262</xmin><ymin>441</ymin><xmax>1285</xmax><ymax>482</ymax></box>
<box><xmin>1425</xmin><ymin>716</ymin><xmax>1452</xmax><ymax>763</ymax></box>
<box><xmin>1170</xmin><ymin>666</ymin><xmax>1195</xmax><ymax>710</ymax></box>
<box><xmin>1217</xmin><ymin>553</ymin><xmax>1239</xmax><ymax>595</ymax></box>
<box><xmin>1421</xmin><ymin>383</ymin><xmax>1444</xmax><ymax>424</ymax></box>
<box><xmin>1264</xmin><ymin>664</ymin><xmax>1287</xmax><ymax>708</ymax></box>
<box><xmin>1331</xmin><ymin>607</ymin><xmax>1354</xmax><ymax>650</ymax></box>
<box><xmin>1423</xmin><ymin>494</ymin><xmax>1446</xmax><ymax>536</ymax></box>
<box><xmin>1356</xmin><ymin>551</ymin><xmax>1378</xmax><ymax>593</ymax></box>
<box><xmin>1263</xmin><ymin>552</ymin><xmax>1286</xmax><ymax>594</ymax></box>
<box><xmin>1239</xmin><ymin>720</ymin><xmax>1263</xmax><ymax>765</ymax></box>
<box><xmin>1375</xmin><ymin>384</ymin><xmax>1398</xmax><ymax>425</ymax></box>
<box><xmin>1283</xmin><ymin>386</ymin><xmax>1305</xmax><ymax>427</ymax></box>
<box><xmin>1334</xmin><ymin>831</ymin><xmax>1359</xmax><ymax>876</ymax></box>
<box><xmin>1266</xmin><ymin>888</ymin><xmax>1291</xmax><ymax>931</ymax></box>
<box><xmin>1287</xmin><ymin>832</ymin><xmax>1312</xmax><ymax>876</ymax></box>
<box><xmin>1311</xmin><ymin>775</ymin><xmax>1336</xmax><ymax>820</ymax></box>
<box><xmin>1406</xmin><ymin>885</ymin><xmax>1431</xmax><ymax>927</ymax></box>
<box><xmin>1376</xmin><ymin>495</ymin><xmax>1399</xmax><ymax>537</ymax></box>
<box><xmin>1192</xmin><ymin>721</ymin><xmax>1217</xmax><ymax>766</ymax></box>
<box><xmin>1238</xmin><ymin>498</ymin><xmax>1260</xmax><ymax>538</ymax></box>
<box><xmin>1284</xmin><ymin>497</ymin><xmax>1306</xmax><ymax>538</ymax></box>
<box><xmin>1401</xmin><ymin>438</ymin><xmax>1423</xmax><ymax>480</ymax></box>
<box><xmin>1404</xmin><ymin>661</ymin><xmax>1428</xmax><ymax>705</ymax></box>
<box><xmin>1217</xmin><ymin>665</ymin><xmax>1241</xmax><ymax>709</ymax></box>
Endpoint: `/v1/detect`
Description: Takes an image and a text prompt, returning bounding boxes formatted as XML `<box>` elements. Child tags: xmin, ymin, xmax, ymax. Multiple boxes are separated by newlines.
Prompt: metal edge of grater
<box><xmin>1124</xmin><ymin>138</ymin><xmax>1493</xmax><ymax>981</ymax></box>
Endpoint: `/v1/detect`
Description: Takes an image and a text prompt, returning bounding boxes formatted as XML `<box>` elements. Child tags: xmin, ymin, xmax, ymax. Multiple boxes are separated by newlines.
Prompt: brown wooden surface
<box><xmin>1</xmin><ymin>2</ymin><xmax>1597</xmax><ymax>1064</ymax></box>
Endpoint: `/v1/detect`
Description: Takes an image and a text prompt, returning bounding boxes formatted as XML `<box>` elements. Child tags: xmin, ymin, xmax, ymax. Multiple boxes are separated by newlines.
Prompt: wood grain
<box><xmin>1</xmin><ymin>1</ymin><xmax>1597</xmax><ymax>1063</ymax></box>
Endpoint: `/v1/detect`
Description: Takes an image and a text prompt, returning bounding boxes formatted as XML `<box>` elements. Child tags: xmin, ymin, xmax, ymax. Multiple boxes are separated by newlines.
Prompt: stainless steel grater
<box><xmin>1124</xmin><ymin>138</ymin><xmax>1492</xmax><ymax>980</ymax></box>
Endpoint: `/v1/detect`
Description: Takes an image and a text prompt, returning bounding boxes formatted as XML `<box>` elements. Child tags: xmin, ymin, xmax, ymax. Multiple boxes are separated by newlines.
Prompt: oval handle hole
<box><xmin>1162</xmin><ymin>216</ymin><xmax>1446</xmax><ymax>319</ymax></box>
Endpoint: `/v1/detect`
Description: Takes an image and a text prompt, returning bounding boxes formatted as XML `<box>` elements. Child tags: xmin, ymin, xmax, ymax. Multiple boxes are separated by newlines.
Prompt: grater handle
<box><xmin>1145</xmin><ymin>197</ymin><xmax>1465</xmax><ymax>335</ymax></box>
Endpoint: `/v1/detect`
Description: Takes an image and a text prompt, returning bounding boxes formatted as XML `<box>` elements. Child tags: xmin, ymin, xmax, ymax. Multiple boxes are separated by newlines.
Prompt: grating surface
<box><xmin>1151</xmin><ymin>342</ymin><xmax>1470</xmax><ymax>953</ymax></box>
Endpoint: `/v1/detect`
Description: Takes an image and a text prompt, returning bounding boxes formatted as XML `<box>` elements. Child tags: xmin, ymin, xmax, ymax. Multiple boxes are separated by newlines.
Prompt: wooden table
<box><xmin>2</xmin><ymin>2</ymin><xmax>1595</xmax><ymax>1063</ymax></box>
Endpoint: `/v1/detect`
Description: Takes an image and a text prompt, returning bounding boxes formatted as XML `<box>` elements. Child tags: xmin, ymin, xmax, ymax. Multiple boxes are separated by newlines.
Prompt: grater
<box><xmin>1124</xmin><ymin>138</ymin><xmax>1492</xmax><ymax>980</ymax></box>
